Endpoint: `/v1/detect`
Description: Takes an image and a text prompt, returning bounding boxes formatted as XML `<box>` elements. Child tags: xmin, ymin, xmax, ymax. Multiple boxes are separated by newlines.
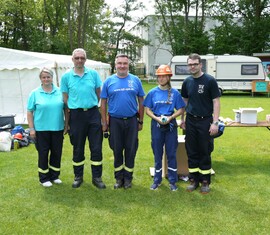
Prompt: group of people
<box><xmin>27</xmin><ymin>49</ymin><xmax>220</xmax><ymax>194</ymax></box>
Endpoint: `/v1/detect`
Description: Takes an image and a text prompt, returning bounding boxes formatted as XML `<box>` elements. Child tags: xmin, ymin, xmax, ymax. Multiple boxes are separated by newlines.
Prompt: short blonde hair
<box><xmin>39</xmin><ymin>67</ymin><xmax>53</xmax><ymax>78</ymax></box>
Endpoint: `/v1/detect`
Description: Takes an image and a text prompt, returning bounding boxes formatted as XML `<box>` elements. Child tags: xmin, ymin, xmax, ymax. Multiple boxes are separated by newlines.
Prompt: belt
<box><xmin>111</xmin><ymin>115</ymin><xmax>136</xmax><ymax>120</ymax></box>
<box><xmin>187</xmin><ymin>113</ymin><xmax>211</xmax><ymax>119</ymax></box>
<box><xmin>71</xmin><ymin>106</ymin><xmax>97</xmax><ymax>112</ymax></box>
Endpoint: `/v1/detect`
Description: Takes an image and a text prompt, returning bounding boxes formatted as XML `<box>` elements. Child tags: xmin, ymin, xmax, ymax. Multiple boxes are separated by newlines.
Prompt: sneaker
<box><xmin>169</xmin><ymin>184</ymin><xmax>178</xmax><ymax>191</ymax></box>
<box><xmin>52</xmin><ymin>179</ymin><xmax>62</xmax><ymax>184</ymax></box>
<box><xmin>186</xmin><ymin>179</ymin><xmax>199</xmax><ymax>192</ymax></box>
<box><xmin>200</xmin><ymin>181</ymin><xmax>210</xmax><ymax>194</ymax></box>
<box><xmin>150</xmin><ymin>183</ymin><xmax>160</xmax><ymax>190</ymax></box>
<box><xmin>40</xmin><ymin>181</ymin><xmax>53</xmax><ymax>187</ymax></box>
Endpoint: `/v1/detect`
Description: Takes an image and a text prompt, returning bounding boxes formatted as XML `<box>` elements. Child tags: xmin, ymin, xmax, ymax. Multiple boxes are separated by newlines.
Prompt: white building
<box><xmin>130</xmin><ymin>15</ymin><xmax>222</xmax><ymax>77</ymax></box>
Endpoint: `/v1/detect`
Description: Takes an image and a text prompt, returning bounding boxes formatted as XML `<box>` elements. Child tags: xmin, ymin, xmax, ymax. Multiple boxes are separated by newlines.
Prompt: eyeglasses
<box><xmin>74</xmin><ymin>57</ymin><xmax>86</xmax><ymax>60</ymax></box>
<box><xmin>188</xmin><ymin>63</ymin><xmax>199</xmax><ymax>67</ymax></box>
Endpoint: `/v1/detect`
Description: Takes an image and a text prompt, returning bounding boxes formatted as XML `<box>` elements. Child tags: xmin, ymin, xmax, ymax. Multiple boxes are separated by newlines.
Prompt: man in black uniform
<box><xmin>61</xmin><ymin>48</ymin><xmax>106</xmax><ymax>189</ymax></box>
<box><xmin>180</xmin><ymin>53</ymin><xmax>220</xmax><ymax>194</ymax></box>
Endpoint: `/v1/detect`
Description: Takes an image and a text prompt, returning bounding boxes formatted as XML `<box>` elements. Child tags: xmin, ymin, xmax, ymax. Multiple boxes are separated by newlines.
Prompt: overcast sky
<box><xmin>105</xmin><ymin>0</ymin><xmax>155</xmax><ymax>17</ymax></box>
<box><xmin>104</xmin><ymin>0</ymin><xmax>155</xmax><ymax>29</ymax></box>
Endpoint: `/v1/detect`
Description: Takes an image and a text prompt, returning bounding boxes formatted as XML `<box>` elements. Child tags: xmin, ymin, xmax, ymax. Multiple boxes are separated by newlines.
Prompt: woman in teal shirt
<box><xmin>27</xmin><ymin>68</ymin><xmax>66</xmax><ymax>187</ymax></box>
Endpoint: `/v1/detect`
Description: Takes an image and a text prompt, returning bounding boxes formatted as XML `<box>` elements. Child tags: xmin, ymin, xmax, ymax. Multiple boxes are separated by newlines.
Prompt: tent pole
<box><xmin>54</xmin><ymin>62</ymin><xmax>59</xmax><ymax>87</ymax></box>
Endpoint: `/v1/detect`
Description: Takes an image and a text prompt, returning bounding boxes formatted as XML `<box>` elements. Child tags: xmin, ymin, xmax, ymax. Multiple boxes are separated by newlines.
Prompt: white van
<box><xmin>170</xmin><ymin>54</ymin><xmax>266</xmax><ymax>93</ymax></box>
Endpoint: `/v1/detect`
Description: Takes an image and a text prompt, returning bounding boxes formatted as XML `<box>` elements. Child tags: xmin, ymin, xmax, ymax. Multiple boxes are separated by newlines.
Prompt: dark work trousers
<box><xmin>109</xmin><ymin>116</ymin><xmax>138</xmax><ymax>181</ymax></box>
<box><xmin>35</xmin><ymin>130</ymin><xmax>64</xmax><ymax>183</ymax></box>
<box><xmin>69</xmin><ymin>107</ymin><xmax>103</xmax><ymax>178</ymax></box>
<box><xmin>151</xmin><ymin>119</ymin><xmax>178</xmax><ymax>185</ymax></box>
<box><xmin>185</xmin><ymin>115</ymin><xmax>213</xmax><ymax>184</ymax></box>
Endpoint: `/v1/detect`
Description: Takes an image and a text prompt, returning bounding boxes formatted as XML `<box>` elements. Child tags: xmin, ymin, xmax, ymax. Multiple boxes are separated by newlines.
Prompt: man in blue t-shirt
<box><xmin>61</xmin><ymin>48</ymin><xmax>105</xmax><ymax>189</ymax></box>
<box><xmin>100</xmin><ymin>54</ymin><xmax>145</xmax><ymax>189</ymax></box>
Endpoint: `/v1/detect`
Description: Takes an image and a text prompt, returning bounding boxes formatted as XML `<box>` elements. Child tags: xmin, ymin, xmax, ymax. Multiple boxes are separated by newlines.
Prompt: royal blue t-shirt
<box><xmin>144</xmin><ymin>87</ymin><xmax>185</xmax><ymax>116</ymax></box>
<box><xmin>100</xmin><ymin>74</ymin><xmax>145</xmax><ymax>118</ymax></box>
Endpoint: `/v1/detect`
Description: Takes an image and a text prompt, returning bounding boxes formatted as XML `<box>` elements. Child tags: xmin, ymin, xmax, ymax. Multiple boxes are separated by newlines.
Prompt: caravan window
<box><xmin>241</xmin><ymin>64</ymin><xmax>259</xmax><ymax>75</ymax></box>
<box><xmin>175</xmin><ymin>59</ymin><xmax>207</xmax><ymax>75</ymax></box>
<box><xmin>175</xmin><ymin>65</ymin><xmax>190</xmax><ymax>75</ymax></box>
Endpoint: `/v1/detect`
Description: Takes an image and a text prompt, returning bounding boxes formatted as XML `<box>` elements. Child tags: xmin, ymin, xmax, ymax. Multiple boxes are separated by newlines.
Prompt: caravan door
<box><xmin>206</xmin><ymin>58</ymin><xmax>216</xmax><ymax>78</ymax></box>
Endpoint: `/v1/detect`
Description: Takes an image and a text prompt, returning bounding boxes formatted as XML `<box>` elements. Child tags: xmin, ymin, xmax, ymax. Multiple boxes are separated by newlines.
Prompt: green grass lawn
<box><xmin>1</xmin><ymin>81</ymin><xmax>270</xmax><ymax>234</ymax></box>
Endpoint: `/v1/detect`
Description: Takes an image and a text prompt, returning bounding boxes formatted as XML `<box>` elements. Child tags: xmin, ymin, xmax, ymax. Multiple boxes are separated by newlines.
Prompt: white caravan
<box><xmin>170</xmin><ymin>54</ymin><xmax>266</xmax><ymax>93</ymax></box>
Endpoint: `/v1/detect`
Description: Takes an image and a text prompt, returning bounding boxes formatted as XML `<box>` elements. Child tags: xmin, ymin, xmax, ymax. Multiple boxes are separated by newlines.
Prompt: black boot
<box><xmin>92</xmin><ymin>177</ymin><xmax>106</xmax><ymax>189</ymax></box>
<box><xmin>72</xmin><ymin>176</ymin><xmax>83</xmax><ymax>188</ymax></box>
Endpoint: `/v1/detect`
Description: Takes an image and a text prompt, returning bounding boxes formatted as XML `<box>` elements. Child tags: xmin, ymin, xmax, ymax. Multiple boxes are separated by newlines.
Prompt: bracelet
<box><xmin>29</xmin><ymin>128</ymin><xmax>35</xmax><ymax>131</ymax></box>
<box><xmin>138</xmin><ymin>120</ymin><xmax>143</xmax><ymax>125</ymax></box>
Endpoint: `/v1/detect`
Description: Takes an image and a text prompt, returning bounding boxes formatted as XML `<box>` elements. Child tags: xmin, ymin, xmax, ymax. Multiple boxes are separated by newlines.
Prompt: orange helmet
<box><xmin>155</xmin><ymin>65</ymin><xmax>172</xmax><ymax>76</ymax></box>
<box><xmin>14</xmin><ymin>133</ymin><xmax>23</xmax><ymax>140</ymax></box>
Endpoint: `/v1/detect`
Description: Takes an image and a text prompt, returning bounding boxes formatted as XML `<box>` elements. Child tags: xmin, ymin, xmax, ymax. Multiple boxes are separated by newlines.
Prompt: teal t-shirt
<box><xmin>27</xmin><ymin>84</ymin><xmax>65</xmax><ymax>131</ymax></box>
<box><xmin>60</xmin><ymin>67</ymin><xmax>102</xmax><ymax>109</ymax></box>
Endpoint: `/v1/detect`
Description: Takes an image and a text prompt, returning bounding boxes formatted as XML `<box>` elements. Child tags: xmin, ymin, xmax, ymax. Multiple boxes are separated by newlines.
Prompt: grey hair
<box><xmin>72</xmin><ymin>48</ymin><xmax>87</xmax><ymax>58</ymax></box>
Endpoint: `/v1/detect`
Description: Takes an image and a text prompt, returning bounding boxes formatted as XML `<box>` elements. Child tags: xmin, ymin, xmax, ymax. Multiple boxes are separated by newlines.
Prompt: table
<box><xmin>225</xmin><ymin>121</ymin><xmax>270</xmax><ymax>130</ymax></box>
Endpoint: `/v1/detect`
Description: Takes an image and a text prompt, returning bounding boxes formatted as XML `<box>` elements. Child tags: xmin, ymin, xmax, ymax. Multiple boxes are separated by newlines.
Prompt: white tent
<box><xmin>0</xmin><ymin>47</ymin><xmax>111</xmax><ymax>124</ymax></box>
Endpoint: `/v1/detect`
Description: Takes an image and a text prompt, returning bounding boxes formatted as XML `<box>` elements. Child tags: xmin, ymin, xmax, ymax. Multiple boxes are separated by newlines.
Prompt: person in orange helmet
<box><xmin>143</xmin><ymin>65</ymin><xmax>185</xmax><ymax>191</ymax></box>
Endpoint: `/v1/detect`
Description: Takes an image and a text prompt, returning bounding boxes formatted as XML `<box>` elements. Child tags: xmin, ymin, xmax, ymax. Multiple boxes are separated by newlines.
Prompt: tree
<box><xmin>154</xmin><ymin>0</ymin><xmax>270</xmax><ymax>56</ymax></box>
<box><xmin>0</xmin><ymin>0</ymin><xmax>112</xmax><ymax>59</ymax></box>
<box><xmin>209</xmin><ymin>0</ymin><xmax>270</xmax><ymax>55</ymax></box>
<box><xmin>106</xmin><ymin>0</ymin><xmax>149</xmax><ymax>73</ymax></box>
<box><xmin>154</xmin><ymin>0</ymin><xmax>211</xmax><ymax>56</ymax></box>
<box><xmin>64</xmin><ymin>0</ymin><xmax>110</xmax><ymax>59</ymax></box>
<box><xmin>0</xmin><ymin>0</ymin><xmax>42</xmax><ymax>50</ymax></box>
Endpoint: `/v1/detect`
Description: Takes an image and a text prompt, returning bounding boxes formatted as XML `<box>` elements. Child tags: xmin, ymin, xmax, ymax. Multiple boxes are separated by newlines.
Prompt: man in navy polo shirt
<box><xmin>181</xmin><ymin>53</ymin><xmax>220</xmax><ymax>194</ymax></box>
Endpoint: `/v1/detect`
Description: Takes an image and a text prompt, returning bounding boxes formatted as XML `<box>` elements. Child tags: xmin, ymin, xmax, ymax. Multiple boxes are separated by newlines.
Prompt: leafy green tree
<box><xmin>106</xmin><ymin>0</ymin><xmax>149</xmax><ymax>73</ymax></box>
<box><xmin>0</xmin><ymin>0</ymin><xmax>114</xmax><ymax>60</ymax></box>
<box><xmin>64</xmin><ymin>0</ymin><xmax>110</xmax><ymax>59</ymax></box>
<box><xmin>41</xmin><ymin>0</ymin><xmax>68</xmax><ymax>53</ymax></box>
<box><xmin>208</xmin><ymin>15</ymin><xmax>244</xmax><ymax>54</ymax></box>
<box><xmin>0</xmin><ymin>0</ymin><xmax>42</xmax><ymax>50</ymax></box>
<box><xmin>154</xmin><ymin>0</ymin><xmax>270</xmax><ymax>55</ymax></box>
<box><xmin>209</xmin><ymin>0</ymin><xmax>270</xmax><ymax>55</ymax></box>
<box><xmin>154</xmin><ymin>0</ymin><xmax>211</xmax><ymax>56</ymax></box>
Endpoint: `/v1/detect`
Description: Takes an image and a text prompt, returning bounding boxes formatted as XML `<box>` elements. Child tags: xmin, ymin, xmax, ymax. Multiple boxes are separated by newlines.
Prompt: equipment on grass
<box><xmin>13</xmin><ymin>133</ymin><xmax>23</xmax><ymax>140</ymax></box>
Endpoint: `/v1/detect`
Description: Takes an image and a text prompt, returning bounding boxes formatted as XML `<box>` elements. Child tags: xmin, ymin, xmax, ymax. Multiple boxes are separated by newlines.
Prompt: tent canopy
<box><xmin>0</xmin><ymin>47</ymin><xmax>111</xmax><ymax>124</ymax></box>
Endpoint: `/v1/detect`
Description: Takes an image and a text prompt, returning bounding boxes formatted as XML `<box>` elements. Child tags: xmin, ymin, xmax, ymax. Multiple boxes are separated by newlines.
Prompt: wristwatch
<box><xmin>138</xmin><ymin>120</ymin><xmax>143</xmax><ymax>125</ymax></box>
<box><xmin>213</xmin><ymin>121</ymin><xmax>219</xmax><ymax>126</ymax></box>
